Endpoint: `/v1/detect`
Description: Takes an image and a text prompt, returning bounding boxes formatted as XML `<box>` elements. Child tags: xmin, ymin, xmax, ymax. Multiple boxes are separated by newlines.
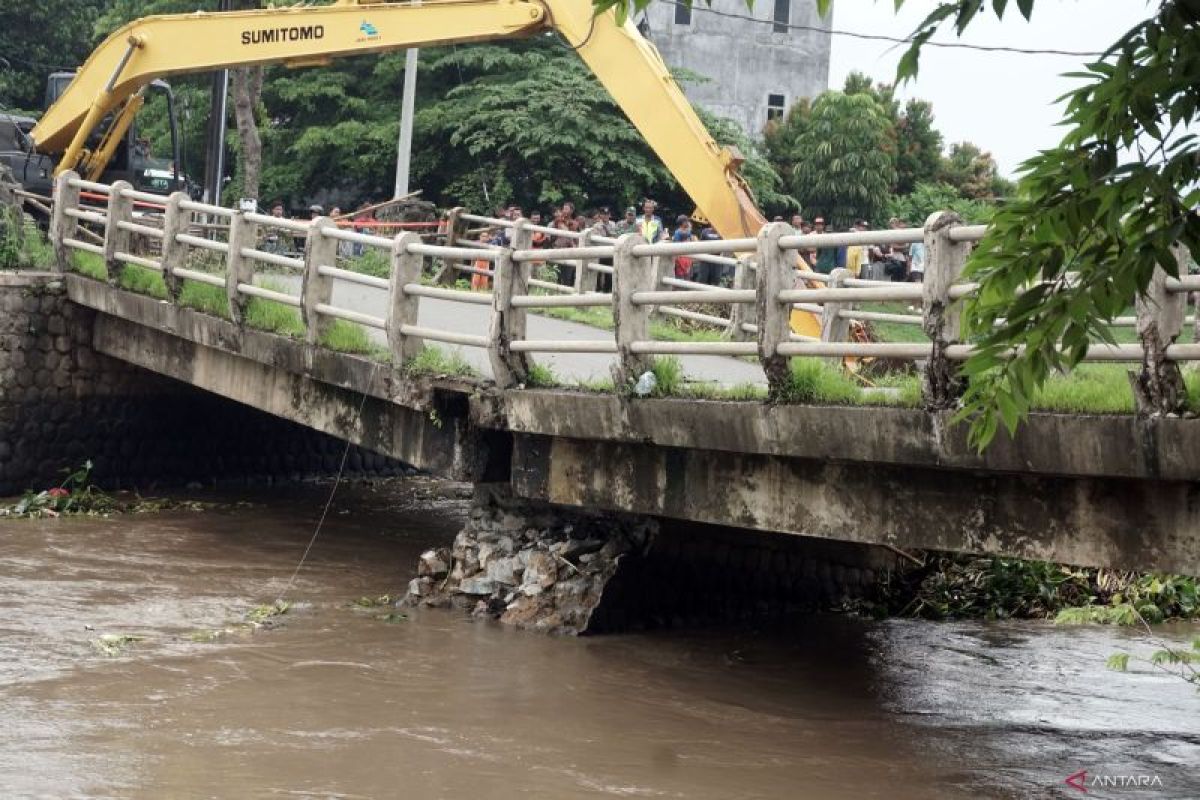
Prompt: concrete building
<box><xmin>640</xmin><ymin>0</ymin><xmax>832</xmax><ymax>137</ymax></box>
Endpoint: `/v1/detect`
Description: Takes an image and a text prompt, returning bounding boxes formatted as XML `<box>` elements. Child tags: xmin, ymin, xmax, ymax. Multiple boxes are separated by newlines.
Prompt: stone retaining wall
<box><xmin>406</xmin><ymin>485</ymin><xmax>899</xmax><ymax>634</ymax></box>
<box><xmin>0</xmin><ymin>273</ymin><xmax>403</xmax><ymax>494</ymax></box>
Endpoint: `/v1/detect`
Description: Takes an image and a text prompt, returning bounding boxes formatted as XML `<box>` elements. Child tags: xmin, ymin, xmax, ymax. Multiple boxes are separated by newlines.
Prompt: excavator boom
<box><xmin>32</xmin><ymin>0</ymin><xmax>768</xmax><ymax>242</ymax></box>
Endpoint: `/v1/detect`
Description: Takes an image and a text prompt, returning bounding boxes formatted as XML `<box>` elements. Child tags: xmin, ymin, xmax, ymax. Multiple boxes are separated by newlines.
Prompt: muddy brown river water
<box><xmin>1</xmin><ymin>478</ymin><xmax>1196</xmax><ymax>799</ymax></box>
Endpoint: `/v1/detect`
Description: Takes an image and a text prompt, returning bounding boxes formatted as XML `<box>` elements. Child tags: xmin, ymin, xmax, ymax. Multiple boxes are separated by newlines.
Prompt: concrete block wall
<box><xmin>0</xmin><ymin>273</ymin><xmax>404</xmax><ymax>494</ymax></box>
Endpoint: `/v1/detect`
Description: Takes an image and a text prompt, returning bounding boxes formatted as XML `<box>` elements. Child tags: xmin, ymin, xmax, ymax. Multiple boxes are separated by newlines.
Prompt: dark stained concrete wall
<box><xmin>0</xmin><ymin>273</ymin><xmax>403</xmax><ymax>493</ymax></box>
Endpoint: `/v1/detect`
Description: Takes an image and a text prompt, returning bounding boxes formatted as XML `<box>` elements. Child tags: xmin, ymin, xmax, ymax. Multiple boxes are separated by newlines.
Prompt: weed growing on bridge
<box><xmin>649</xmin><ymin>356</ymin><xmax>683</xmax><ymax>396</ymax></box>
<box><xmin>858</xmin><ymin>373</ymin><xmax>922</xmax><ymax>408</ymax></box>
<box><xmin>1030</xmin><ymin>364</ymin><xmax>1136</xmax><ymax>414</ymax></box>
<box><xmin>402</xmin><ymin>345</ymin><xmax>479</xmax><ymax>379</ymax></box>
<box><xmin>72</xmin><ymin>250</ymin><xmax>106</xmax><ymax>279</ymax></box>
<box><xmin>525</xmin><ymin>362</ymin><xmax>559</xmax><ymax>388</ymax></box>
<box><xmin>70</xmin><ymin>259</ymin><xmax>379</xmax><ymax>357</ymax></box>
<box><xmin>779</xmin><ymin>359</ymin><xmax>862</xmax><ymax>405</ymax></box>
<box><xmin>0</xmin><ymin>222</ymin><xmax>56</xmax><ymax>270</ymax></box>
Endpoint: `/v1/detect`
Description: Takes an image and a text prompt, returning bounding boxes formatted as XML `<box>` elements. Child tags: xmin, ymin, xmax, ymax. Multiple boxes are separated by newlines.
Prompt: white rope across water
<box><xmin>276</xmin><ymin>360</ymin><xmax>380</xmax><ymax>604</ymax></box>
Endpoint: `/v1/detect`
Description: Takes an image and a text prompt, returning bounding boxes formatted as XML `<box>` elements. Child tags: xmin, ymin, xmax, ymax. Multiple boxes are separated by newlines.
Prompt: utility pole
<box><xmin>202</xmin><ymin>69</ymin><xmax>229</xmax><ymax>205</ymax></box>
<box><xmin>201</xmin><ymin>0</ymin><xmax>235</xmax><ymax>205</ymax></box>
<box><xmin>393</xmin><ymin>47</ymin><xmax>419</xmax><ymax>198</ymax></box>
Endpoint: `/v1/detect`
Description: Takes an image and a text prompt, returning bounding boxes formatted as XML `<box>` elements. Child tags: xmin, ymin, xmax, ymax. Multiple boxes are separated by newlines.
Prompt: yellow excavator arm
<box><xmin>32</xmin><ymin>0</ymin><xmax>767</xmax><ymax>241</ymax></box>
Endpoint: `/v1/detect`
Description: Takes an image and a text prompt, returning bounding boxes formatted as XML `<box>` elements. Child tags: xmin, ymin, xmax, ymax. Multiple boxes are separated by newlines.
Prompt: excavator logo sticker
<box><xmin>358</xmin><ymin>21</ymin><xmax>380</xmax><ymax>41</ymax></box>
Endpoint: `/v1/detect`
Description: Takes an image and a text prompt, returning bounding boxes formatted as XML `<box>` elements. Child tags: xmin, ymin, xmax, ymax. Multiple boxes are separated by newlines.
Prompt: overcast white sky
<box><xmin>827</xmin><ymin>1</ymin><xmax>1152</xmax><ymax>177</ymax></box>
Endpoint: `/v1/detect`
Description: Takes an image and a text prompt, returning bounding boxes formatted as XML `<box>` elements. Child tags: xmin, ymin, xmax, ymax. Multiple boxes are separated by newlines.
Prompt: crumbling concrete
<box><xmin>406</xmin><ymin>485</ymin><xmax>656</xmax><ymax>634</ymax></box>
<box><xmin>405</xmin><ymin>485</ymin><xmax>898</xmax><ymax>634</ymax></box>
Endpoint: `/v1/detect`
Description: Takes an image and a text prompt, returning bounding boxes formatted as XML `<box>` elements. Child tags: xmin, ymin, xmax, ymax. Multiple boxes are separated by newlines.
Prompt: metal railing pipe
<box><xmin>631</xmin><ymin>288</ymin><xmax>756</xmax><ymax>306</ymax></box>
<box><xmin>317</xmin><ymin>264</ymin><xmax>390</xmax><ymax>291</ymax></box>
<box><xmin>237</xmin><ymin>283</ymin><xmax>302</xmax><ymax>307</ymax></box>
<box><xmin>315</xmin><ymin>303</ymin><xmax>386</xmax><ymax>329</ymax></box>
<box><xmin>402</xmin><ymin>283</ymin><xmax>494</xmax><ymax>305</ymax></box>
<box><xmin>510</xmin><ymin>293</ymin><xmax>614</xmax><ymax>308</ymax></box>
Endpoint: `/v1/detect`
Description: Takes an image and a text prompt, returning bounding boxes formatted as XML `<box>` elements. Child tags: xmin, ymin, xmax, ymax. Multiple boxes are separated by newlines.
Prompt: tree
<box><xmin>0</xmin><ymin>0</ymin><xmax>104</xmax><ymax>112</ymax></box>
<box><xmin>885</xmin><ymin>181</ymin><xmax>995</xmax><ymax>226</ymax></box>
<box><xmin>842</xmin><ymin>72</ymin><xmax>943</xmax><ymax>194</ymax></box>
<box><xmin>940</xmin><ymin>141</ymin><xmax>1004</xmax><ymax>200</ymax></box>
<box><xmin>790</xmin><ymin>92</ymin><xmax>897</xmax><ymax>227</ymax></box>
<box><xmin>762</xmin><ymin>98</ymin><xmax>810</xmax><ymax>178</ymax></box>
<box><xmin>230</xmin><ymin>66</ymin><xmax>265</xmax><ymax>201</ymax></box>
<box><xmin>895</xmin><ymin>99</ymin><xmax>944</xmax><ymax>194</ymax></box>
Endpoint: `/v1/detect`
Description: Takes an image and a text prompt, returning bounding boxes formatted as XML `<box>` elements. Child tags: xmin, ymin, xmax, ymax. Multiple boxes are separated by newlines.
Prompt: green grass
<box><xmin>526</xmin><ymin>362</ymin><xmax>559</xmax><ymax>388</ymax></box>
<box><xmin>778</xmin><ymin>358</ymin><xmax>864</xmax><ymax>405</ymax></box>
<box><xmin>534</xmin><ymin>304</ymin><xmax>726</xmax><ymax>344</ymax></box>
<box><xmin>72</xmin><ymin>257</ymin><xmax>377</xmax><ymax>356</ymax></box>
<box><xmin>0</xmin><ymin>219</ymin><xmax>57</xmax><ymax>271</ymax></box>
<box><xmin>72</xmin><ymin>250</ymin><xmax>107</xmax><ymax>279</ymax></box>
<box><xmin>1030</xmin><ymin>364</ymin><xmax>1135</xmax><ymax>414</ymax></box>
<box><xmin>402</xmin><ymin>345</ymin><xmax>479</xmax><ymax>378</ymax></box>
<box><xmin>341</xmin><ymin>249</ymin><xmax>391</xmax><ymax>278</ymax></box>
<box><xmin>648</xmin><ymin>355</ymin><xmax>684</xmax><ymax>396</ymax></box>
<box><xmin>859</xmin><ymin>372</ymin><xmax>923</xmax><ymax>408</ymax></box>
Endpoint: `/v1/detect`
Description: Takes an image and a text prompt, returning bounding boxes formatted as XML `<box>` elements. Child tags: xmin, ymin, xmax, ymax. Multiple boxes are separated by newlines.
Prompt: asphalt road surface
<box><xmin>273</xmin><ymin>274</ymin><xmax>766</xmax><ymax>387</ymax></box>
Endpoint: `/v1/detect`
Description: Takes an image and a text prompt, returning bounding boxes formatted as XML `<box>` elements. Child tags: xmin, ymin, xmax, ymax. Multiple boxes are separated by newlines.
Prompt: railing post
<box><xmin>726</xmin><ymin>257</ymin><xmax>757</xmax><ymax>340</ymax></box>
<box><xmin>920</xmin><ymin>210</ymin><xmax>969</xmax><ymax>409</ymax></box>
<box><xmin>103</xmin><ymin>180</ymin><xmax>133</xmax><ymax>285</ymax></box>
<box><xmin>650</xmin><ymin>253</ymin><xmax>675</xmax><ymax>321</ymax></box>
<box><xmin>434</xmin><ymin>206</ymin><xmax>465</xmax><ymax>286</ymax></box>
<box><xmin>573</xmin><ymin>229</ymin><xmax>595</xmax><ymax>294</ymax></box>
<box><xmin>49</xmin><ymin>171</ymin><xmax>81</xmax><ymax>273</ymax></box>
<box><xmin>224</xmin><ymin>211</ymin><xmax>258</xmax><ymax>325</ymax></box>
<box><xmin>488</xmin><ymin>219</ymin><xmax>533</xmax><ymax>388</ymax></box>
<box><xmin>1132</xmin><ymin>247</ymin><xmax>1188</xmax><ymax>414</ymax></box>
<box><xmin>443</xmin><ymin>206</ymin><xmax>464</xmax><ymax>248</ymax></box>
<box><xmin>755</xmin><ymin>222</ymin><xmax>794</xmax><ymax>398</ymax></box>
<box><xmin>159</xmin><ymin>192</ymin><xmax>188</xmax><ymax>300</ymax></box>
<box><xmin>301</xmin><ymin>216</ymin><xmax>338</xmax><ymax>345</ymax></box>
<box><xmin>612</xmin><ymin>233</ymin><xmax>656</xmax><ymax>389</ymax></box>
<box><xmin>820</xmin><ymin>267</ymin><xmax>851</xmax><ymax>351</ymax></box>
<box><xmin>388</xmin><ymin>231</ymin><xmax>425</xmax><ymax>366</ymax></box>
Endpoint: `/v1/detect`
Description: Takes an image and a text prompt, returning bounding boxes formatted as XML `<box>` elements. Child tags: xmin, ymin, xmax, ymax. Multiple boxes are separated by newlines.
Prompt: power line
<box><xmin>661</xmin><ymin>0</ymin><xmax>1105</xmax><ymax>58</ymax></box>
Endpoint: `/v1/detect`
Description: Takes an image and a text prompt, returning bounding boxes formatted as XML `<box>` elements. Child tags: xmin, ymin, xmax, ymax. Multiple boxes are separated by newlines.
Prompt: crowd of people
<box><xmin>469</xmin><ymin>199</ymin><xmax>927</xmax><ymax>290</ymax></box>
<box><xmin>261</xmin><ymin>195</ymin><xmax>926</xmax><ymax>287</ymax></box>
<box><xmin>784</xmin><ymin>214</ymin><xmax>926</xmax><ymax>283</ymax></box>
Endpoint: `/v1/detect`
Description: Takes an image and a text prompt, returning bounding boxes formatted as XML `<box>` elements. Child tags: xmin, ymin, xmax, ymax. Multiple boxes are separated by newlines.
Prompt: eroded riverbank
<box><xmin>0</xmin><ymin>478</ymin><xmax>1196</xmax><ymax>799</ymax></box>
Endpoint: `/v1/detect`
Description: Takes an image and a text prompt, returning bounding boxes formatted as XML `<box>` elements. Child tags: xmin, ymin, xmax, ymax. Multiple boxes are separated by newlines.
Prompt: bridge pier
<box><xmin>405</xmin><ymin>484</ymin><xmax>897</xmax><ymax>634</ymax></box>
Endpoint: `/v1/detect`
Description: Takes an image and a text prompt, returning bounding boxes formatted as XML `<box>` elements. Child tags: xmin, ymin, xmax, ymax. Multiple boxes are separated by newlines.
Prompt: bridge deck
<box><xmin>64</xmin><ymin>275</ymin><xmax>1200</xmax><ymax>576</ymax></box>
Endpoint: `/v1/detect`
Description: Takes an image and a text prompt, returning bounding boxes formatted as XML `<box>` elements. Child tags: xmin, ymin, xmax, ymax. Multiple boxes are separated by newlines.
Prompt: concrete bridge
<box><xmin>4</xmin><ymin>173</ymin><xmax>1199</xmax><ymax>630</ymax></box>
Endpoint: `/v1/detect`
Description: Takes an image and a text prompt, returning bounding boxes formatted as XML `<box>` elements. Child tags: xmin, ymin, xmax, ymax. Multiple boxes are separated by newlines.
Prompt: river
<box><xmin>1</xmin><ymin>478</ymin><xmax>1196</xmax><ymax>799</ymax></box>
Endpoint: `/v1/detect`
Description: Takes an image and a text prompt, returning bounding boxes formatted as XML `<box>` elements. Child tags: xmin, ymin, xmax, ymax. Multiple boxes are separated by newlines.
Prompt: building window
<box><xmin>674</xmin><ymin>3</ymin><xmax>691</xmax><ymax>25</ymax></box>
<box><xmin>772</xmin><ymin>0</ymin><xmax>790</xmax><ymax>33</ymax></box>
<box><xmin>767</xmin><ymin>93</ymin><xmax>786</xmax><ymax>122</ymax></box>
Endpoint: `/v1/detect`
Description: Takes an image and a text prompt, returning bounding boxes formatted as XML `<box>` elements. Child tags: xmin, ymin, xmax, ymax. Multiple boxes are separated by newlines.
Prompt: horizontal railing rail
<box><xmin>47</xmin><ymin>172</ymin><xmax>1200</xmax><ymax>413</ymax></box>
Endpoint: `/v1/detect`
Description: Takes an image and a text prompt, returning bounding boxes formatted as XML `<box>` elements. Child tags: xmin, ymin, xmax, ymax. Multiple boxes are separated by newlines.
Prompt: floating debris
<box><xmin>92</xmin><ymin>633</ymin><xmax>143</xmax><ymax>656</ymax></box>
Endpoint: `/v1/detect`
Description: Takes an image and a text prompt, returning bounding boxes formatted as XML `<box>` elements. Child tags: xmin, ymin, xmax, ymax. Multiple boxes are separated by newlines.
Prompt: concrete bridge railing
<box><xmin>49</xmin><ymin>172</ymin><xmax>1200</xmax><ymax>412</ymax></box>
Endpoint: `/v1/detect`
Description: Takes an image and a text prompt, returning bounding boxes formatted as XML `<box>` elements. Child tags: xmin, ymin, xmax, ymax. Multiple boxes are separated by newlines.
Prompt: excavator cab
<box><xmin>44</xmin><ymin>71</ymin><xmax>188</xmax><ymax>197</ymax></box>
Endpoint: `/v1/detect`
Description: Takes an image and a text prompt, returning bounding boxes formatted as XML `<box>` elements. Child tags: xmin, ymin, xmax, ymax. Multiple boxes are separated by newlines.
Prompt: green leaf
<box><xmin>1106</xmin><ymin>652</ymin><xmax>1130</xmax><ymax>672</ymax></box>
